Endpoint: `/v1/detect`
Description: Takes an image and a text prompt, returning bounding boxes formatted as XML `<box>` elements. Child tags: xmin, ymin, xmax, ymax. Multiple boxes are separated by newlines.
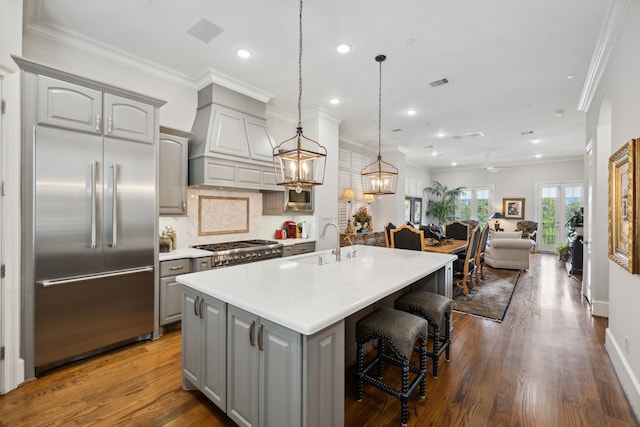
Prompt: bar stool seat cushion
<box><xmin>356</xmin><ymin>307</ymin><xmax>428</xmax><ymax>360</ymax></box>
<box><xmin>396</xmin><ymin>291</ymin><xmax>451</xmax><ymax>331</ymax></box>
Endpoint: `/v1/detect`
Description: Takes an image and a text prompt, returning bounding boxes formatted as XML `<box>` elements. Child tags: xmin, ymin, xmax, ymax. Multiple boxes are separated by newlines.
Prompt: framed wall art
<box><xmin>503</xmin><ymin>198</ymin><xmax>525</xmax><ymax>220</ymax></box>
<box><xmin>608</xmin><ymin>138</ymin><xmax>638</xmax><ymax>273</ymax></box>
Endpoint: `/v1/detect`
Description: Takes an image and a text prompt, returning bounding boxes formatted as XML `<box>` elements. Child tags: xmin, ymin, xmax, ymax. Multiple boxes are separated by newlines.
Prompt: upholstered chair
<box><xmin>444</xmin><ymin>220</ymin><xmax>470</xmax><ymax>240</ymax></box>
<box><xmin>514</xmin><ymin>220</ymin><xmax>538</xmax><ymax>252</ymax></box>
<box><xmin>484</xmin><ymin>231</ymin><xmax>532</xmax><ymax>270</ymax></box>
<box><xmin>390</xmin><ymin>225</ymin><xmax>425</xmax><ymax>251</ymax></box>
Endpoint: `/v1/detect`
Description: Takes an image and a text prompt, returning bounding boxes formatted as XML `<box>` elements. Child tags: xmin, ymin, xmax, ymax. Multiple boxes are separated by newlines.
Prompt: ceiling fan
<box><xmin>481</xmin><ymin>153</ymin><xmax>509</xmax><ymax>173</ymax></box>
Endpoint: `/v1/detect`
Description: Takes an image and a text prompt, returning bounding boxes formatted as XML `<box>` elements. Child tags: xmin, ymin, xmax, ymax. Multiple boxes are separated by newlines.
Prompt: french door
<box><xmin>536</xmin><ymin>182</ymin><xmax>584</xmax><ymax>253</ymax></box>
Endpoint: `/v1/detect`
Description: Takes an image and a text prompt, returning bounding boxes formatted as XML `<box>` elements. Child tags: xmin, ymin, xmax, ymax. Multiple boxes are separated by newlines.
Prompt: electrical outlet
<box><xmin>625</xmin><ymin>336</ymin><xmax>630</xmax><ymax>353</ymax></box>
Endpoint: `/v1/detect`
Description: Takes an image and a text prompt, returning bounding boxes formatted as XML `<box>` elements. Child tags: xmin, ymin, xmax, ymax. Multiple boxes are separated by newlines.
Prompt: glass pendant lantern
<box><xmin>273</xmin><ymin>0</ymin><xmax>327</xmax><ymax>192</ymax></box>
<box><xmin>361</xmin><ymin>54</ymin><xmax>398</xmax><ymax>196</ymax></box>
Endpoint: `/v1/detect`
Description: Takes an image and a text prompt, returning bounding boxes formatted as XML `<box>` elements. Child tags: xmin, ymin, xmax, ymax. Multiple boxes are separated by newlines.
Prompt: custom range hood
<box><xmin>189</xmin><ymin>83</ymin><xmax>281</xmax><ymax>191</ymax></box>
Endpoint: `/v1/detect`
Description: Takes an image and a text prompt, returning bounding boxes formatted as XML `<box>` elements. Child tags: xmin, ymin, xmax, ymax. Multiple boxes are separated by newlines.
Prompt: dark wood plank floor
<box><xmin>1</xmin><ymin>253</ymin><xmax>637</xmax><ymax>426</ymax></box>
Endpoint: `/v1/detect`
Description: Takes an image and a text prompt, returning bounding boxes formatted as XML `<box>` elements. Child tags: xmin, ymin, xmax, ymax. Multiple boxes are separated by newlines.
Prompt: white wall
<box><xmin>0</xmin><ymin>0</ymin><xmax>24</xmax><ymax>395</ymax></box>
<box><xmin>430</xmin><ymin>158</ymin><xmax>584</xmax><ymax>229</ymax></box>
<box><xmin>585</xmin><ymin>0</ymin><xmax>640</xmax><ymax>418</ymax></box>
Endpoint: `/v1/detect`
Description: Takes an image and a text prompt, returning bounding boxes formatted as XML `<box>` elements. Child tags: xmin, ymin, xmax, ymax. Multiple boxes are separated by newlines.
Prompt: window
<box><xmin>457</xmin><ymin>186</ymin><xmax>492</xmax><ymax>225</ymax></box>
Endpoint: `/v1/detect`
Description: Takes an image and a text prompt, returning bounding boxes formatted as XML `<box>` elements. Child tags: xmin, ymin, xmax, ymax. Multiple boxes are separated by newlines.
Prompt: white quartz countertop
<box><xmin>177</xmin><ymin>245</ymin><xmax>456</xmax><ymax>336</ymax></box>
<box><xmin>159</xmin><ymin>248</ymin><xmax>213</xmax><ymax>261</ymax></box>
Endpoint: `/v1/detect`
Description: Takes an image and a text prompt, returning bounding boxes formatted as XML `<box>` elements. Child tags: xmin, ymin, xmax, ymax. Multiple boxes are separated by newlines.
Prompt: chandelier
<box><xmin>361</xmin><ymin>54</ymin><xmax>398</xmax><ymax>196</ymax></box>
<box><xmin>272</xmin><ymin>0</ymin><xmax>327</xmax><ymax>193</ymax></box>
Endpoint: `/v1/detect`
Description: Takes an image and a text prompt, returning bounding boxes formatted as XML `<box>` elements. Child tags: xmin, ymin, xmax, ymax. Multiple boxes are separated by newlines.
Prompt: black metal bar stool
<box><xmin>356</xmin><ymin>307</ymin><xmax>428</xmax><ymax>426</ymax></box>
<box><xmin>395</xmin><ymin>290</ymin><xmax>451</xmax><ymax>378</ymax></box>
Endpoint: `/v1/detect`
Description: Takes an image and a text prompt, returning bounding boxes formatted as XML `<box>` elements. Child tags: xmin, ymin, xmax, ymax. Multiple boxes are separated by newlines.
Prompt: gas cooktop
<box><xmin>193</xmin><ymin>239</ymin><xmax>282</xmax><ymax>252</ymax></box>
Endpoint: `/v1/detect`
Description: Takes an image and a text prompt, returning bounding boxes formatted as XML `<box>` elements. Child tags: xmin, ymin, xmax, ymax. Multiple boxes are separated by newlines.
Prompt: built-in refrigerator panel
<box><xmin>34</xmin><ymin>126</ymin><xmax>104</xmax><ymax>281</ymax></box>
<box><xmin>103</xmin><ymin>137</ymin><xmax>155</xmax><ymax>271</ymax></box>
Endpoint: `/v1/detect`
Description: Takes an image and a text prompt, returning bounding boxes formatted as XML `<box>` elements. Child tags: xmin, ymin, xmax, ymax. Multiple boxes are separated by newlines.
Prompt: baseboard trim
<box><xmin>592</xmin><ymin>299</ymin><xmax>609</xmax><ymax>317</ymax></box>
<box><xmin>605</xmin><ymin>328</ymin><xmax>640</xmax><ymax>420</ymax></box>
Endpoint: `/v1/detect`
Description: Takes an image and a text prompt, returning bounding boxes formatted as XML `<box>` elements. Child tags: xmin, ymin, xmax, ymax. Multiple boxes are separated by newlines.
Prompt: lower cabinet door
<box><xmin>227</xmin><ymin>306</ymin><xmax>259</xmax><ymax>427</ymax></box>
<box><xmin>259</xmin><ymin>318</ymin><xmax>302</xmax><ymax>427</ymax></box>
<box><xmin>201</xmin><ymin>294</ymin><xmax>227</xmax><ymax>411</ymax></box>
<box><xmin>181</xmin><ymin>288</ymin><xmax>202</xmax><ymax>388</ymax></box>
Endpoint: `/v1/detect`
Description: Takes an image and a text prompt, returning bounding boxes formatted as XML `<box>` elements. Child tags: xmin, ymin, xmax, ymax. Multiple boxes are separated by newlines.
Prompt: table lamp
<box><xmin>489</xmin><ymin>212</ymin><xmax>504</xmax><ymax>231</ymax></box>
<box><xmin>341</xmin><ymin>188</ymin><xmax>355</xmax><ymax>233</ymax></box>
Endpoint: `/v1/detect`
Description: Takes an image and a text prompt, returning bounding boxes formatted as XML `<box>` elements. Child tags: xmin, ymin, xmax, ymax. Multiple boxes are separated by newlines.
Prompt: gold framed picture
<box><xmin>608</xmin><ymin>139</ymin><xmax>638</xmax><ymax>273</ymax></box>
<box><xmin>503</xmin><ymin>198</ymin><xmax>525</xmax><ymax>220</ymax></box>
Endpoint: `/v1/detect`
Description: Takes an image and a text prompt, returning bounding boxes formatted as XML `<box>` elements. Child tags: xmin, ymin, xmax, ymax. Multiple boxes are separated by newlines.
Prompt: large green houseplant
<box><xmin>423</xmin><ymin>181</ymin><xmax>465</xmax><ymax>224</ymax></box>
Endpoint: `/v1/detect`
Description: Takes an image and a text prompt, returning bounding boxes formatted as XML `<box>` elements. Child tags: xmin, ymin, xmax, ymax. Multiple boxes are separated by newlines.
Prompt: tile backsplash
<box><xmin>159</xmin><ymin>187</ymin><xmax>317</xmax><ymax>248</ymax></box>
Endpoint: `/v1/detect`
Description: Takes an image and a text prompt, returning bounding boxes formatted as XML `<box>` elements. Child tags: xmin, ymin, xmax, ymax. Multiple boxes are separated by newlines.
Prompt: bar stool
<box><xmin>395</xmin><ymin>290</ymin><xmax>451</xmax><ymax>378</ymax></box>
<box><xmin>356</xmin><ymin>307</ymin><xmax>428</xmax><ymax>426</ymax></box>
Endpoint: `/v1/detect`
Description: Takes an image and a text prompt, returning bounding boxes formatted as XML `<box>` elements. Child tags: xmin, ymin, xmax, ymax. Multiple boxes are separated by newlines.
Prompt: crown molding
<box><xmin>193</xmin><ymin>68</ymin><xmax>273</xmax><ymax>103</ymax></box>
<box><xmin>577</xmin><ymin>0</ymin><xmax>630</xmax><ymax>112</ymax></box>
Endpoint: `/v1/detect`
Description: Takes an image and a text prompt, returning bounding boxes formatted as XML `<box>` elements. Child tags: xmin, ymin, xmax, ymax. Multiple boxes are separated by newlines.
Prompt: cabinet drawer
<box><xmin>193</xmin><ymin>257</ymin><xmax>212</xmax><ymax>272</ymax></box>
<box><xmin>160</xmin><ymin>258</ymin><xmax>192</xmax><ymax>277</ymax></box>
<box><xmin>292</xmin><ymin>242</ymin><xmax>315</xmax><ymax>255</ymax></box>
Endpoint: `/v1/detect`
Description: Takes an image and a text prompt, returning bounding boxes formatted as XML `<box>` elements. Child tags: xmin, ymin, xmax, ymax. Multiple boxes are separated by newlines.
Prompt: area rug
<box><xmin>452</xmin><ymin>267</ymin><xmax>520</xmax><ymax>321</ymax></box>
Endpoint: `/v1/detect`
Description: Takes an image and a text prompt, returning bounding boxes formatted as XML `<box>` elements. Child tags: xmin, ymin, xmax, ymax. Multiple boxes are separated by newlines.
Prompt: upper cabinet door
<box><xmin>209</xmin><ymin>105</ymin><xmax>250</xmax><ymax>158</ymax></box>
<box><xmin>159</xmin><ymin>127</ymin><xmax>191</xmax><ymax>215</ymax></box>
<box><xmin>245</xmin><ymin>117</ymin><xmax>276</xmax><ymax>163</ymax></box>
<box><xmin>103</xmin><ymin>94</ymin><xmax>154</xmax><ymax>143</ymax></box>
<box><xmin>37</xmin><ymin>75</ymin><xmax>102</xmax><ymax>134</ymax></box>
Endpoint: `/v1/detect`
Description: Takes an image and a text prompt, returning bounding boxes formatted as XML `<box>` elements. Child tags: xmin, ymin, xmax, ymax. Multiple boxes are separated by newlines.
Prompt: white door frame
<box><xmin>583</xmin><ymin>141</ymin><xmax>595</xmax><ymax>304</ymax></box>
<box><xmin>535</xmin><ymin>181</ymin><xmax>584</xmax><ymax>253</ymax></box>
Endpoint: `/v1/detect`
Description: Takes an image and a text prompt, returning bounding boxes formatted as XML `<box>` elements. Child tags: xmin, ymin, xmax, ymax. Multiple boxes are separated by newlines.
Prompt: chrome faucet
<box><xmin>320</xmin><ymin>222</ymin><xmax>341</xmax><ymax>261</ymax></box>
<box><xmin>344</xmin><ymin>236</ymin><xmax>357</xmax><ymax>258</ymax></box>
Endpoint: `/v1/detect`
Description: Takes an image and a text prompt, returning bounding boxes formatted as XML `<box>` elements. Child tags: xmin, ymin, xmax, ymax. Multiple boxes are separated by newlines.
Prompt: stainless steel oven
<box><xmin>285</xmin><ymin>187</ymin><xmax>313</xmax><ymax>213</ymax></box>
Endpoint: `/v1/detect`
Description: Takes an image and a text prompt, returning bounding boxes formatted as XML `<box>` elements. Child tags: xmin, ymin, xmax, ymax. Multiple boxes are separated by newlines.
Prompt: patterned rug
<box><xmin>452</xmin><ymin>267</ymin><xmax>521</xmax><ymax>321</ymax></box>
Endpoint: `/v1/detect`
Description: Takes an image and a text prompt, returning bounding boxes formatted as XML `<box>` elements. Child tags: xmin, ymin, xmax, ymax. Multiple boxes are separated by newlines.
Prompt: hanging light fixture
<box><xmin>273</xmin><ymin>0</ymin><xmax>327</xmax><ymax>193</ymax></box>
<box><xmin>361</xmin><ymin>54</ymin><xmax>398</xmax><ymax>196</ymax></box>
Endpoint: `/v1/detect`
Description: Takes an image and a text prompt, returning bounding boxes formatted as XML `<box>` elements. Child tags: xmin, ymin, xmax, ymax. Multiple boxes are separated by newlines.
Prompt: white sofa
<box><xmin>484</xmin><ymin>231</ymin><xmax>532</xmax><ymax>270</ymax></box>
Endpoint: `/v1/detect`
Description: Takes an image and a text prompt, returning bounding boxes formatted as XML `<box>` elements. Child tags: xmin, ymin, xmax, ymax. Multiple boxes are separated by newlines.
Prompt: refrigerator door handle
<box><xmin>110</xmin><ymin>163</ymin><xmax>119</xmax><ymax>248</ymax></box>
<box><xmin>37</xmin><ymin>266</ymin><xmax>154</xmax><ymax>287</ymax></box>
<box><xmin>90</xmin><ymin>161</ymin><xmax>98</xmax><ymax>249</ymax></box>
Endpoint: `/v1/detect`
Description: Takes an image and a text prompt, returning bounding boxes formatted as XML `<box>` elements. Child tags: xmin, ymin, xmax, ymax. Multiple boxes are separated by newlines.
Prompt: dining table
<box><xmin>423</xmin><ymin>239</ymin><xmax>468</xmax><ymax>254</ymax></box>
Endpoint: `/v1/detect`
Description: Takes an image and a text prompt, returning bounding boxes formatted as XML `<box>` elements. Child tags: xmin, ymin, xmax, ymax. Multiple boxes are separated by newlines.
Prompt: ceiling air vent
<box><xmin>429</xmin><ymin>78</ymin><xmax>449</xmax><ymax>88</ymax></box>
<box><xmin>451</xmin><ymin>131</ymin><xmax>485</xmax><ymax>140</ymax></box>
<box><xmin>520</xmin><ymin>130</ymin><xmax>534</xmax><ymax>135</ymax></box>
<box><xmin>187</xmin><ymin>18</ymin><xmax>224</xmax><ymax>44</ymax></box>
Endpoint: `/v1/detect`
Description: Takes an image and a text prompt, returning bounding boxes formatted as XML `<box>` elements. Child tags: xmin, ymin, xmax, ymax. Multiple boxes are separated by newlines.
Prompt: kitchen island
<box><xmin>177</xmin><ymin>245</ymin><xmax>456</xmax><ymax>427</ymax></box>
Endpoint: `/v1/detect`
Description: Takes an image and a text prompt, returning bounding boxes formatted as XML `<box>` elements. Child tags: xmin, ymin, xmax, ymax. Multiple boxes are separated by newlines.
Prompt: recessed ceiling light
<box><xmin>567</xmin><ymin>74</ymin><xmax>576</xmax><ymax>79</ymax></box>
<box><xmin>555</xmin><ymin>109</ymin><xmax>564</xmax><ymax>117</ymax></box>
<box><xmin>407</xmin><ymin>109</ymin><xmax>417</xmax><ymax>116</ymax></box>
<box><xmin>236</xmin><ymin>48</ymin><xmax>252</xmax><ymax>59</ymax></box>
<box><xmin>530</xmin><ymin>138</ymin><xmax>542</xmax><ymax>144</ymax></box>
<box><xmin>534</xmin><ymin>153</ymin><xmax>544</xmax><ymax>158</ymax></box>
<box><xmin>329</xmin><ymin>98</ymin><xmax>341</xmax><ymax>105</ymax></box>
<box><xmin>336</xmin><ymin>43</ymin><xmax>351</xmax><ymax>54</ymax></box>
<box><xmin>431</xmin><ymin>151</ymin><xmax>440</xmax><ymax>156</ymax></box>
<box><xmin>436</xmin><ymin>131</ymin><xmax>446</xmax><ymax>138</ymax></box>
<box><xmin>451</xmin><ymin>162</ymin><xmax>458</xmax><ymax>166</ymax></box>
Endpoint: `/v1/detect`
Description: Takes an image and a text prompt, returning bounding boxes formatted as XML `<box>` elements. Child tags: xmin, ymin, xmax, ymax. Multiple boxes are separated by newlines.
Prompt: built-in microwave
<box><xmin>285</xmin><ymin>187</ymin><xmax>313</xmax><ymax>213</ymax></box>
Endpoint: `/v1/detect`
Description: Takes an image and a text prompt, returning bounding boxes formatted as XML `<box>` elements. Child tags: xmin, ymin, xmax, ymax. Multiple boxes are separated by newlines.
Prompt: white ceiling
<box><xmin>24</xmin><ymin>0</ymin><xmax>607</xmax><ymax>171</ymax></box>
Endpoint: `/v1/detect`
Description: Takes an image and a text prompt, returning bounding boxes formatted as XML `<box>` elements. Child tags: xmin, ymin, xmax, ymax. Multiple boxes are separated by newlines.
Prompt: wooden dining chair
<box><xmin>390</xmin><ymin>224</ymin><xmax>425</xmax><ymax>251</ymax></box>
<box><xmin>453</xmin><ymin>226</ymin><xmax>481</xmax><ymax>297</ymax></box>
<box><xmin>473</xmin><ymin>224</ymin><xmax>490</xmax><ymax>283</ymax></box>
<box><xmin>444</xmin><ymin>220</ymin><xmax>470</xmax><ymax>240</ymax></box>
<box><xmin>384</xmin><ymin>222</ymin><xmax>396</xmax><ymax>248</ymax></box>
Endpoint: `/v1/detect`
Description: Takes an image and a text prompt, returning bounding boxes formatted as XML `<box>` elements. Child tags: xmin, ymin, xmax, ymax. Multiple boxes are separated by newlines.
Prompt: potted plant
<box><xmin>565</xmin><ymin>207</ymin><xmax>584</xmax><ymax>236</ymax></box>
<box><xmin>423</xmin><ymin>181</ymin><xmax>465</xmax><ymax>225</ymax></box>
<box><xmin>556</xmin><ymin>243</ymin><xmax>570</xmax><ymax>262</ymax></box>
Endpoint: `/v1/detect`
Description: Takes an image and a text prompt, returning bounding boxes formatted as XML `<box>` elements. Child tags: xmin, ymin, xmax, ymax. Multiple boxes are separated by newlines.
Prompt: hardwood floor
<box><xmin>1</xmin><ymin>253</ymin><xmax>637</xmax><ymax>426</ymax></box>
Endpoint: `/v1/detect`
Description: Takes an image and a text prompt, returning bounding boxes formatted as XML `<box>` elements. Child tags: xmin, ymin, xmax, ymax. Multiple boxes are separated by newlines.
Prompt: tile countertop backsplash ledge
<box><xmin>159</xmin><ymin>187</ymin><xmax>318</xmax><ymax>249</ymax></box>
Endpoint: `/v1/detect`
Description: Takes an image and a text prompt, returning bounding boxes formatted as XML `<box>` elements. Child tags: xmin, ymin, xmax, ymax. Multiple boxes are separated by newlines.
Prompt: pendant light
<box><xmin>273</xmin><ymin>0</ymin><xmax>327</xmax><ymax>193</ymax></box>
<box><xmin>361</xmin><ymin>54</ymin><xmax>398</xmax><ymax>196</ymax></box>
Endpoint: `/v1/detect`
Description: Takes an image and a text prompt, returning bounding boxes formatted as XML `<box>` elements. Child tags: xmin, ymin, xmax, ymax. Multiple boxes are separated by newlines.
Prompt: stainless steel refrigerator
<box><xmin>30</xmin><ymin>124</ymin><xmax>156</xmax><ymax>375</ymax></box>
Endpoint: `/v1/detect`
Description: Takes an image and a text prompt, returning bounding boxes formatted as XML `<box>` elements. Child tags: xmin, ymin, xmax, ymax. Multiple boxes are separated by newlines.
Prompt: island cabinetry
<box><xmin>227</xmin><ymin>304</ymin><xmax>302</xmax><ymax>427</ymax></box>
<box><xmin>182</xmin><ymin>288</ymin><xmax>227</xmax><ymax>411</ymax></box>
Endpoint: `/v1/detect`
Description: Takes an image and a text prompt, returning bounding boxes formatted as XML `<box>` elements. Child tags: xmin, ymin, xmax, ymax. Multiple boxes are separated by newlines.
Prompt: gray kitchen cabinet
<box><xmin>159</xmin><ymin>126</ymin><xmax>192</xmax><ymax>215</ymax></box>
<box><xmin>37</xmin><ymin>75</ymin><xmax>102</xmax><ymax>134</ymax></box>
<box><xmin>227</xmin><ymin>304</ymin><xmax>302</xmax><ymax>427</ymax></box>
<box><xmin>292</xmin><ymin>241</ymin><xmax>315</xmax><ymax>255</ymax></box>
<box><xmin>182</xmin><ymin>287</ymin><xmax>227</xmax><ymax>412</ymax></box>
<box><xmin>103</xmin><ymin>93</ymin><xmax>154</xmax><ymax>143</ymax></box>
<box><xmin>262</xmin><ymin>191</ymin><xmax>285</xmax><ymax>216</ymax></box>
<box><xmin>208</xmin><ymin>104</ymin><xmax>275</xmax><ymax>164</ymax></box>
<box><xmin>37</xmin><ymin>74</ymin><xmax>154</xmax><ymax>144</ymax></box>
<box><xmin>160</xmin><ymin>259</ymin><xmax>192</xmax><ymax>326</ymax></box>
<box><xmin>192</xmin><ymin>256</ymin><xmax>212</xmax><ymax>272</ymax></box>
<box><xmin>282</xmin><ymin>242</ymin><xmax>316</xmax><ymax>258</ymax></box>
